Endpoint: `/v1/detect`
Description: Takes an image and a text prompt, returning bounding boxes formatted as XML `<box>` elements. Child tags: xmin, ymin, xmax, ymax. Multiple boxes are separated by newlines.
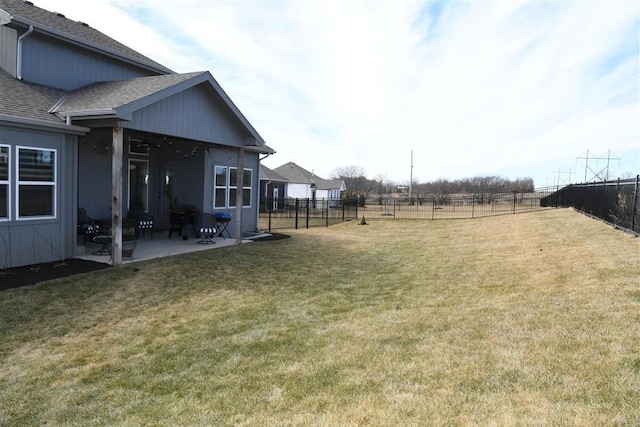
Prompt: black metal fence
<box><xmin>260</xmin><ymin>197</ymin><xmax>360</xmax><ymax>231</ymax></box>
<box><xmin>259</xmin><ymin>189</ymin><xmax>556</xmax><ymax>231</ymax></box>
<box><xmin>260</xmin><ymin>180</ymin><xmax>639</xmax><ymax>233</ymax></box>
<box><xmin>541</xmin><ymin>176</ymin><xmax>640</xmax><ymax>234</ymax></box>
<box><xmin>361</xmin><ymin>188</ymin><xmax>558</xmax><ymax>220</ymax></box>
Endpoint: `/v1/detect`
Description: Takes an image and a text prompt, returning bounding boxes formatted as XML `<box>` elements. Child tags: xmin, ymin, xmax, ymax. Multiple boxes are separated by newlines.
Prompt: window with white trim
<box><xmin>213</xmin><ymin>166</ymin><xmax>253</xmax><ymax>209</ymax></box>
<box><xmin>0</xmin><ymin>145</ymin><xmax>9</xmax><ymax>220</ymax></box>
<box><xmin>17</xmin><ymin>146</ymin><xmax>57</xmax><ymax>219</ymax></box>
<box><xmin>214</xmin><ymin>165</ymin><xmax>228</xmax><ymax>208</ymax></box>
<box><xmin>229</xmin><ymin>167</ymin><xmax>252</xmax><ymax>208</ymax></box>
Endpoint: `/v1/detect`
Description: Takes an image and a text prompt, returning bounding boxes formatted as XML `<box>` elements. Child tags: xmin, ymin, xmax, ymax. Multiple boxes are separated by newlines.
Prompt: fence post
<box><xmin>513</xmin><ymin>191</ymin><xmax>517</xmax><ymax>214</ymax></box>
<box><xmin>326</xmin><ymin>199</ymin><xmax>329</xmax><ymax>227</ymax></box>
<box><xmin>306</xmin><ymin>198</ymin><xmax>310</xmax><ymax>229</ymax></box>
<box><xmin>432</xmin><ymin>197</ymin><xmax>435</xmax><ymax>220</ymax></box>
<box><xmin>601</xmin><ymin>179</ymin><xmax>607</xmax><ymax>220</ymax></box>
<box><xmin>633</xmin><ymin>175</ymin><xmax>639</xmax><ymax>233</ymax></box>
<box><xmin>471</xmin><ymin>195</ymin><xmax>475</xmax><ymax>218</ymax></box>
<box><xmin>268</xmin><ymin>197</ymin><xmax>273</xmax><ymax>232</ymax></box>
<box><xmin>294</xmin><ymin>198</ymin><xmax>300</xmax><ymax>229</ymax></box>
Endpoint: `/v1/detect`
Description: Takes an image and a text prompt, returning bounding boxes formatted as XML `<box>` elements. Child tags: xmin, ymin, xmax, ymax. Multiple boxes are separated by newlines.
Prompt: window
<box><xmin>229</xmin><ymin>167</ymin><xmax>252</xmax><ymax>208</ymax></box>
<box><xmin>213</xmin><ymin>166</ymin><xmax>252</xmax><ymax>209</ymax></box>
<box><xmin>0</xmin><ymin>145</ymin><xmax>8</xmax><ymax>220</ymax></box>
<box><xmin>17</xmin><ymin>146</ymin><xmax>56</xmax><ymax>218</ymax></box>
<box><xmin>214</xmin><ymin>166</ymin><xmax>228</xmax><ymax>208</ymax></box>
<box><xmin>129</xmin><ymin>159</ymin><xmax>149</xmax><ymax>212</ymax></box>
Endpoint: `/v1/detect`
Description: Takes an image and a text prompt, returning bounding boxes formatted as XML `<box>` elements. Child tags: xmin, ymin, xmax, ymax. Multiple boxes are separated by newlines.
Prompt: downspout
<box><xmin>16</xmin><ymin>25</ymin><xmax>34</xmax><ymax>80</ymax></box>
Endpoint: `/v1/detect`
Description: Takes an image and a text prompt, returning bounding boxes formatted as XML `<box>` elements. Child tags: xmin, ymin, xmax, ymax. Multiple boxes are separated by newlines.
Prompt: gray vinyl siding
<box><xmin>77</xmin><ymin>128</ymin><xmax>112</xmax><ymax>219</ymax></box>
<box><xmin>0</xmin><ymin>25</ymin><xmax>17</xmax><ymax>76</ymax></box>
<box><xmin>0</xmin><ymin>126</ymin><xmax>75</xmax><ymax>269</ymax></box>
<box><xmin>20</xmin><ymin>33</ymin><xmax>157</xmax><ymax>91</ymax></box>
<box><xmin>127</xmin><ymin>85</ymin><xmax>247</xmax><ymax>147</ymax></box>
<box><xmin>202</xmin><ymin>147</ymin><xmax>260</xmax><ymax>235</ymax></box>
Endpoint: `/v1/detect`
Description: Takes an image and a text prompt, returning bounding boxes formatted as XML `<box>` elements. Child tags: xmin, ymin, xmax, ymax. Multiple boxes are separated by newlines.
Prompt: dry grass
<box><xmin>1</xmin><ymin>208</ymin><xmax>639</xmax><ymax>426</ymax></box>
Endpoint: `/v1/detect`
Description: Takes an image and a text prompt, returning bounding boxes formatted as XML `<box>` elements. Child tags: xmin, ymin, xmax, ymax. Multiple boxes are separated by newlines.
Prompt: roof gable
<box><xmin>51</xmin><ymin>72</ymin><xmax>204</xmax><ymax>117</ymax></box>
<box><xmin>0</xmin><ymin>0</ymin><xmax>171</xmax><ymax>74</ymax></box>
<box><xmin>52</xmin><ymin>71</ymin><xmax>268</xmax><ymax>147</ymax></box>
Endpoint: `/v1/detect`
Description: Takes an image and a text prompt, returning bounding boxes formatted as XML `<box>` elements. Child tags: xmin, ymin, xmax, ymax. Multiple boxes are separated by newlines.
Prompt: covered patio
<box><xmin>77</xmin><ymin>230</ymin><xmax>269</xmax><ymax>264</ymax></box>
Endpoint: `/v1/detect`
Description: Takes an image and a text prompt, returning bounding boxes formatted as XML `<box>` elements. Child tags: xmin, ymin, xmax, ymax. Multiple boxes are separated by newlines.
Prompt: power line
<box><xmin>576</xmin><ymin>150</ymin><xmax>620</xmax><ymax>182</ymax></box>
<box><xmin>554</xmin><ymin>168</ymin><xmax>572</xmax><ymax>187</ymax></box>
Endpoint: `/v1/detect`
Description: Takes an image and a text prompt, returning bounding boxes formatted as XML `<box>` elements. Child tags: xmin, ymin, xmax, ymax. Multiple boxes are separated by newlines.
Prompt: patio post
<box><xmin>111</xmin><ymin>126</ymin><xmax>123</xmax><ymax>265</ymax></box>
<box><xmin>235</xmin><ymin>147</ymin><xmax>244</xmax><ymax>243</ymax></box>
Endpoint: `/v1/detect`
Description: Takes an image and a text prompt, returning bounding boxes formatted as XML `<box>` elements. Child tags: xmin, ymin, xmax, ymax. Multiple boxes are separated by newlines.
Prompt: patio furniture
<box><xmin>198</xmin><ymin>213</ymin><xmax>217</xmax><ymax>244</ymax></box>
<box><xmin>214</xmin><ymin>212</ymin><xmax>232</xmax><ymax>239</ymax></box>
<box><xmin>121</xmin><ymin>226</ymin><xmax>138</xmax><ymax>261</ymax></box>
<box><xmin>91</xmin><ymin>220</ymin><xmax>139</xmax><ymax>260</ymax></box>
<box><xmin>78</xmin><ymin>207</ymin><xmax>100</xmax><ymax>245</ymax></box>
<box><xmin>128</xmin><ymin>208</ymin><xmax>154</xmax><ymax>238</ymax></box>
<box><xmin>92</xmin><ymin>234</ymin><xmax>111</xmax><ymax>255</ymax></box>
<box><xmin>168</xmin><ymin>204</ymin><xmax>198</xmax><ymax>240</ymax></box>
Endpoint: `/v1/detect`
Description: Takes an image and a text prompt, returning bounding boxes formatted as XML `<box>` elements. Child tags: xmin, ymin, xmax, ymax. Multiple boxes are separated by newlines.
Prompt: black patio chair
<box><xmin>168</xmin><ymin>204</ymin><xmax>198</xmax><ymax>240</ymax></box>
<box><xmin>77</xmin><ymin>207</ymin><xmax>100</xmax><ymax>245</ymax></box>
<box><xmin>128</xmin><ymin>208</ymin><xmax>154</xmax><ymax>239</ymax></box>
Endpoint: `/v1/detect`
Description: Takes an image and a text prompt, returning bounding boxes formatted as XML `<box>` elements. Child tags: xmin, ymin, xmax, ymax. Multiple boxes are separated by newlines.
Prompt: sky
<box><xmin>37</xmin><ymin>0</ymin><xmax>639</xmax><ymax>188</ymax></box>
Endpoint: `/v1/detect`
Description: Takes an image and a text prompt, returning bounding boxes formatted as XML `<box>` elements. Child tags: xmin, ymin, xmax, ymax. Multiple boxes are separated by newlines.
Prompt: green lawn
<box><xmin>1</xmin><ymin>209</ymin><xmax>639</xmax><ymax>426</ymax></box>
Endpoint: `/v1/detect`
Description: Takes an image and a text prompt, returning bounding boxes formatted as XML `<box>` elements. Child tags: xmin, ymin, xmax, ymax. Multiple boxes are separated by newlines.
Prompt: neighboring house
<box><xmin>0</xmin><ymin>0</ymin><xmax>273</xmax><ymax>268</ymax></box>
<box><xmin>271</xmin><ymin>162</ymin><xmax>345</xmax><ymax>206</ymax></box>
<box><xmin>259</xmin><ymin>165</ymin><xmax>288</xmax><ymax>211</ymax></box>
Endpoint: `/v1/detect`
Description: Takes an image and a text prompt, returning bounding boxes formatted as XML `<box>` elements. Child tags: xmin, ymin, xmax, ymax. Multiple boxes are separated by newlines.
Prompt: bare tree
<box><xmin>330</xmin><ymin>165</ymin><xmax>369</xmax><ymax>198</ymax></box>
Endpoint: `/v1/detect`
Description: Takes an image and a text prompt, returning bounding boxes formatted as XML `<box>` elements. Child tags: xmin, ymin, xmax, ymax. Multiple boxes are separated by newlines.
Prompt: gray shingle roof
<box><xmin>260</xmin><ymin>165</ymin><xmax>289</xmax><ymax>182</ymax></box>
<box><xmin>53</xmin><ymin>72</ymin><xmax>205</xmax><ymax>114</ymax></box>
<box><xmin>0</xmin><ymin>68</ymin><xmax>66</xmax><ymax>123</ymax></box>
<box><xmin>273</xmin><ymin>162</ymin><xmax>343</xmax><ymax>190</ymax></box>
<box><xmin>0</xmin><ymin>0</ymin><xmax>171</xmax><ymax>73</ymax></box>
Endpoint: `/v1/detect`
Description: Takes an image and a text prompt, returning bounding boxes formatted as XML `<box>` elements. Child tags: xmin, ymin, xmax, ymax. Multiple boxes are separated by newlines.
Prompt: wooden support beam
<box><xmin>235</xmin><ymin>147</ymin><xmax>244</xmax><ymax>243</ymax></box>
<box><xmin>111</xmin><ymin>126</ymin><xmax>123</xmax><ymax>265</ymax></box>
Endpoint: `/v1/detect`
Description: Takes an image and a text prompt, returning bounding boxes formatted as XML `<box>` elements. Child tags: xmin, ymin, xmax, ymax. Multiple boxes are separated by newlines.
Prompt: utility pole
<box><xmin>409</xmin><ymin>150</ymin><xmax>413</xmax><ymax>201</ymax></box>
<box><xmin>555</xmin><ymin>168</ymin><xmax>572</xmax><ymax>187</ymax></box>
<box><xmin>576</xmin><ymin>149</ymin><xmax>620</xmax><ymax>182</ymax></box>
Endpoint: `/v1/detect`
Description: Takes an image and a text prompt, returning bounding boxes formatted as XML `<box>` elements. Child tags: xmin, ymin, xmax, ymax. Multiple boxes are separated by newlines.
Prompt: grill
<box><xmin>213</xmin><ymin>212</ymin><xmax>232</xmax><ymax>239</ymax></box>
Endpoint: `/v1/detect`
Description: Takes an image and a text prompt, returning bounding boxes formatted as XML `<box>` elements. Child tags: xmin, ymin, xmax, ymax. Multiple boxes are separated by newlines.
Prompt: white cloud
<box><xmin>36</xmin><ymin>0</ymin><xmax>639</xmax><ymax>186</ymax></box>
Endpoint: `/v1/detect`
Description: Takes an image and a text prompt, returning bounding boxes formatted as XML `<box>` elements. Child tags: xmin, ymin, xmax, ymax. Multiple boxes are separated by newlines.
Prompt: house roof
<box><xmin>0</xmin><ymin>67</ymin><xmax>66</xmax><ymax>124</ymax></box>
<box><xmin>0</xmin><ymin>1</ymin><xmax>272</xmax><ymax>151</ymax></box>
<box><xmin>260</xmin><ymin>165</ymin><xmax>289</xmax><ymax>182</ymax></box>
<box><xmin>51</xmin><ymin>71</ymin><xmax>269</xmax><ymax>148</ymax></box>
<box><xmin>272</xmin><ymin>162</ymin><xmax>344</xmax><ymax>190</ymax></box>
<box><xmin>0</xmin><ymin>0</ymin><xmax>171</xmax><ymax>74</ymax></box>
<box><xmin>51</xmin><ymin>72</ymin><xmax>205</xmax><ymax>117</ymax></box>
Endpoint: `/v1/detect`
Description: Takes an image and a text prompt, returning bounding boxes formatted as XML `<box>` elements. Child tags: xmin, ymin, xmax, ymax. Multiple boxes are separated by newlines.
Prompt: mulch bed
<box><xmin>251</xmin><ymin>233</ymin><xmax>291</xmax><ymax>242</ymax></box>
<box><xmin>0</xmin><ymin>259</ymin><xmax>110</xmax><ymax>291</ymax></box>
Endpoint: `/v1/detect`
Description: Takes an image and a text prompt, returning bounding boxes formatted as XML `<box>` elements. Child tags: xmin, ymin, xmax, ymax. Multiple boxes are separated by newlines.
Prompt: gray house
<box><xmin>259</xmin><ymin>165</ymin><xmax>288</xmax><ymax>211</ymax></box>
<box><xmin>0</xmin><ymin>0</ymin><xmax>273</xmax><ymax>268</ymax></box>
<box><xmin>272</xmin><ymin>162</ymin><xmax>345</xmax><ymax>205</ymax></box>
